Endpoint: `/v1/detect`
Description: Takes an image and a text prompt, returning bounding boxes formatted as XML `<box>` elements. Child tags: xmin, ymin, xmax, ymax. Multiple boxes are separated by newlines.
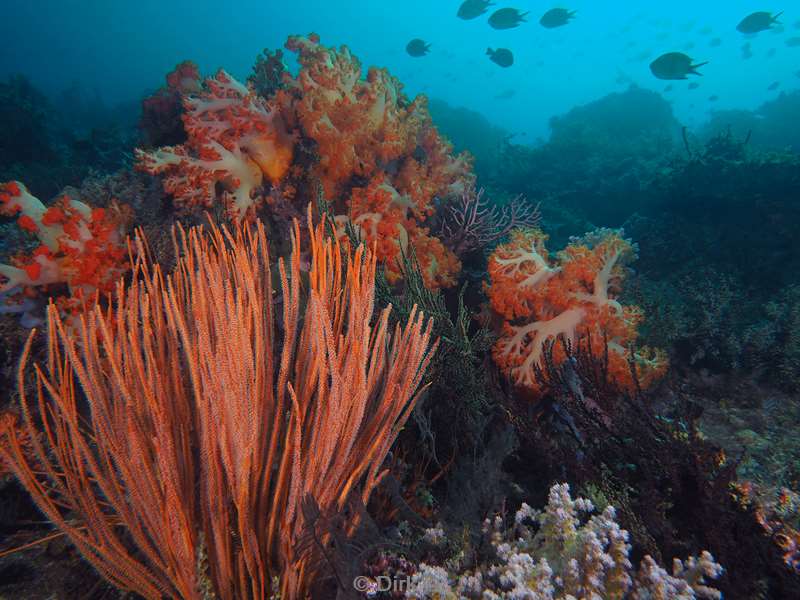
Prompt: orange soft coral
<box><xmin>279</xmin><ymin>34</ymin><xmax>472</xmax><ymax>288</ymax></box>
<box><xmin>486</xmin><ymin>228</ymin><xmax>667</xmax><ymax>395</ymax></box>
<box><xmin>0</xmin><ymin>181</ymin><xmax>130</xmax><ymax>321</ymax></box>
<box><xmin>136</xmin><ymin>69</ymin><xmax>294</xmax><ymax>220</ymax></box>
<box><xmin>279</xmin><ymin>35</ymin><xmax>415</xmax><ymax>198</ymax></box>
<box><xmin>337</xmin><ymin>176</ymin><xmax>461</xmax><ymax>288</ymax></box>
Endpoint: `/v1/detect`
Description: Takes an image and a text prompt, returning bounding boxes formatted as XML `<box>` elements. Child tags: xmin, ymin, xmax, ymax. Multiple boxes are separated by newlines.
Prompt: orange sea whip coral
<box><xmin>0</xmin><ymin>208</ymin><xmax>436</xmax><ymax>599</ymax></box>
<box><xmin>486</xmin><ymin>227</ymin><xmax>667</xmax><ymax>395</ymax></box>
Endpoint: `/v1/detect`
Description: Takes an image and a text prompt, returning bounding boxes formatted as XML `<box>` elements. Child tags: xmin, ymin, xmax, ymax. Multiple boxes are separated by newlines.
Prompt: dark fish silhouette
<box><xmin>664</xmin><ymin>84</ymin><xmax>674</xmax><ymax>92</ymax></box>
<box><xmin>741</xmin><ymin>42</ymin><xmax>753</xmax><ymax>59</ymax></box>
<box><xmin>539</xmin><ymin>8</ymin><xmax>576</xmax><ymax>29</ymax></box>
<box><xmin>709</xmin><ymin>95</ymin><xmax>719</xmax><ymax>101</ymax></box>
<box><xmin>488</xmin><ymin>8</ymin><xmax>529</xmax><ymax>29</ymax></box>
<box><xmin>786</xmin><ymin>37</ymin><xmax>800</xmax><ymax>47</ymax></box>
<box><xmin>406</xmin><ymin>39</ymin><xmax>431</xmax><ymax>57</ymax></box>
<box><xmin>487</xmin><ymin>47</ymin><xmax>514</xmax><ymax>67</ymax></box>
<box><xmin>649</xmin><ymin>52</ymin><xmax>708</xmax><ymax>79</ymax></box>
<box><xmin>688</xmin><ymin>81</ymin><xmax>700</xmax><ymax>90</ymax></box>
<box><xmin>457</xmin><ymin>0</ymin><xmax>494</xmax><ymax>20</ymax></box>
<box><xmin>737</xmin><ymin>11</ymin><xmax>783</xmax><ymax>34</ymax></box>
<box><xmin>768</xmin><ymin>81</ymin><xmax>780</xmax><ymax>90</ymax></box>
<box><xmin>710</xmin><ymin>37</ymin><xmax>722</xmax><ymax>47</ymax></box>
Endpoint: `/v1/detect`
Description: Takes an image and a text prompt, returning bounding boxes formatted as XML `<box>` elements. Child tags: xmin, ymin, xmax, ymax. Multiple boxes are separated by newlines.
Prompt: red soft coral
<box><xmin>136</xmin><ymin>69</ymin><xmax>294</xmax><ymax>220</ymax></box>
<box><xmin>339</xmin><ymin>176</ymin><xmax>461</xmax><ymax>288</ymax></box>
<box><xmin>139</xmin><ymin>60</ymin><xmax>202</xmax><ymax>147</ymax></box>
<box><xmin>279</xmin><ymin>34</ymin><xmax>472</xmax><ymax>288</ymax></box>
<box><xmin>278</xmin><ymin>36</ymin><xmax>421</xmax><ymax>198</ymax></box>
<box><xmin>0</xmin><ymin>181</ymin><xmax>130</xmax><ymax>321</ymax></box>
<box><xmin>486</xmin><ymin>228</ymin><xmax>667</xmax><ymax>395</ymax></box>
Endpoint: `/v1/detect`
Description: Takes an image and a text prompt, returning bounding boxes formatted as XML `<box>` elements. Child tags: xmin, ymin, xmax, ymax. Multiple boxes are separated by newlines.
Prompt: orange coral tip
<box><xmin>3</xmin><ymin>181</ymin><xmax>21</xmax><ymax>196</ymax></box>
<box><xmin>42</xmin><ymin>206</ymin><xmax>67</xmax><ymax>225</ymax></box>
<box><xmin>32</xmin><ymin>245</ymin><xmax>52</xmax><ymax>258</ymax></box>
<box><xmin>22</xmin><ymin>261</ymin><xmax>42</xmax><ymax>281</ymax></box>
<box><xmin>91</xmin><ymin>207</ymin><xmax>106</xmax><ymax>222</ymax></box>
<box><xmin>63</xmin><ymin>221</ymin><xmax>80</xmax><ymax>239</ymax></box>
<box><xmin>17</xmin><ymin>215</ymin><xmax>38</xmax><ymax>232</ymax></box>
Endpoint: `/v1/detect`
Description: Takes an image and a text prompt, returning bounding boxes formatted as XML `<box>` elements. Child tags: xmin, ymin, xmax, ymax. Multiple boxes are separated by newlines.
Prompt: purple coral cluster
<box><xmin>440</xmin><ymin>185</ymin><xmax>541</xmax><ymax>255</ymax></box>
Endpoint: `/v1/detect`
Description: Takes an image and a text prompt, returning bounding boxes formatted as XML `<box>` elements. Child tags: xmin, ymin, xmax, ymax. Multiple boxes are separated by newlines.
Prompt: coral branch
<box><xmin>440</xmin><ymin>186</ymin><xmax>541</xmax><ymax>255</ymax></box>
<box><xmin>0</xmin><ymin>208</ymin><xmax>436</xmax><ymax>599</ymax></box>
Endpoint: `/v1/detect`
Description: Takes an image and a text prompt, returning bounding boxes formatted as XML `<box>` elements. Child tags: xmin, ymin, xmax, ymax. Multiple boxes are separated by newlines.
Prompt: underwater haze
<box><xmin>3</xmin><ymin>0</ymin><xmax>798</xmax><ymax>140</ymax></box>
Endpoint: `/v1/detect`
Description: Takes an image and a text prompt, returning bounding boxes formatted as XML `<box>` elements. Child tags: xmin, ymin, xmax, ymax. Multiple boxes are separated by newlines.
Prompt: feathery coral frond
<box><xmin>0</xmin><ymin>205</ymin><xmax>436</xmax><ymax>599</ymax></box>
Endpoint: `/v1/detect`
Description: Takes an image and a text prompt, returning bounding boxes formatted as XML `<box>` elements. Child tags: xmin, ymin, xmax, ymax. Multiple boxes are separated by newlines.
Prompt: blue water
<box><xmin>1</xmin><ymin>1</ymin><xmax>797</xmax><ymax>140</ymax></box>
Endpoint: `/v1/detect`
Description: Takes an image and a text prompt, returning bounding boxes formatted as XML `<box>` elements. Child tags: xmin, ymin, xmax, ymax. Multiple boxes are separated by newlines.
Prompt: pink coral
<box><xmin>136</xmin><ymin>69</ymin><xmax>294</xmax><ymax>220</ymax></box>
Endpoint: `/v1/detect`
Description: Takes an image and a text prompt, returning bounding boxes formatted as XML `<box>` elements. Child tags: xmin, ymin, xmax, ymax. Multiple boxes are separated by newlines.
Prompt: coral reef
<box><xmin>439</xmin><ymin>185</ymin><xmax>540</xmax><ymax>257</ymax></box>
<box><xmin>486</xmin><ymin>227</ymin><xmax>666</xmax><ymax>395</ymax></box>
<box><xmin>277</xmin><ymin>34</ymin><xmax>472</xmax><ymax>203</ymax></box>
<box><xmin>700</xmin><ymin>91</ymin><xmax>800</xmax><ymax>154</ymax></box>
<box><xmin>0</xmin><ymin>181</ymin><xmax>130</xmax><ymax>323</ymax></box>
<box><xmin>136</xmin><ymin>69</ymin><xmax>294</xmax><ymax>220</ymax></box>
<box><xmin>0</xmin><ymin>210</ymin><xmax>436</xmax><ymax>599</ymax></box>
<box><xmin>248</xmin><ymin>48</ymin><xmax>287</xmax><ymax>99</ymax></box>
<box><xmin>627</xmin><ymin>137</ymin><xmax>800</xmax><ymax>388</ymax></box>
<box><xmin>136</xmin><ymin>34</ymin><xmax>474</xmax><ymax>288</ymax></box>
<box><xmin>399</xmin><ymin>484</ymin><xmax>722</xmax><ymax>599</ymax></box>
<box><xmin>3</xmin><ymin>29</ymin><xmax>800</xmax><ymax>600</ymax></box>
<box><xmin>490</xmin><ymin>87</ymin><xmax>677</xmax><ymax>237</ymax></box>
<box><xmin>275</xmin><ymin>33</ymin><xmax>474</xmax><ymax>288</ymax></box>
<box><xmin>511</xmin><ymin>336</ymin><xmax>800</xmax><ymax>598</ymax></box>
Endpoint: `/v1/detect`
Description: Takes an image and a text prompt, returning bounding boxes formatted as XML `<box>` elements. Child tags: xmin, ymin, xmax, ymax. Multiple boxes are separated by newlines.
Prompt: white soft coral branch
<box><xmin>498</xmin><ymin>307</ymin><xmax>587</xmax><ymax>388</ymax></box>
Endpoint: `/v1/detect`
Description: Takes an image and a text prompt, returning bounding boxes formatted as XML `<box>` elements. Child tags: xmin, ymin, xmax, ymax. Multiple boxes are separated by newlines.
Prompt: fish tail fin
<box><xmin>520</xmin><ymin>11</ymin><xmax>529</xmax><ymax>20</ymax></box>
<box><xmin>569</xmin><ymin>10</ymin><xmax>577</xmax><ymax>17</ymax></box>
<box><xmin>690</xmin><ymin>61</ymin><xmax>709</xmax><ymax>75</ymax></box>
<box><xmin>773</xmin><ymin>11</ymin><xmax>784</xmax><ymax>23</ymax></box>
